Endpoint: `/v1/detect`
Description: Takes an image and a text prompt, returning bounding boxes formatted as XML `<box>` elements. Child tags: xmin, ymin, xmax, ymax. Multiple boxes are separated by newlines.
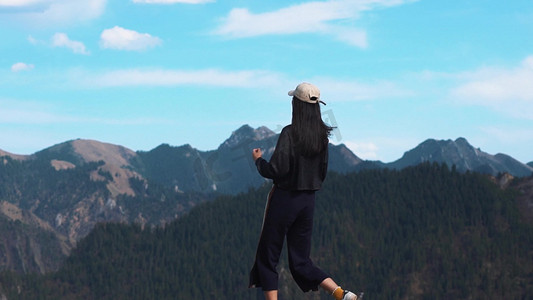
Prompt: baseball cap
<box><xmin>288</xmin><ymin>82</ymin><xmax>326</xmax><ymax>105</ymax></box>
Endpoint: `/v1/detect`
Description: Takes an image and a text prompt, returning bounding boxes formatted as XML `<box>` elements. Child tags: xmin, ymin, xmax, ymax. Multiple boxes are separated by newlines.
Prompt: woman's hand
<box><xmin>252</xmin><ymin>148</ymin><xmax>262</xmax><ymax>161</ymax></box>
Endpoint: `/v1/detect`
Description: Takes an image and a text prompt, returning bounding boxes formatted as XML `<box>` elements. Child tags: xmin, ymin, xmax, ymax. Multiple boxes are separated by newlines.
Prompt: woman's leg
<box><xmin>320</xmin><ymin>277</ymin><xmax>338</xmax><ymax>294</ymax></box>
<box><xmin>250</xmin><ymin>187</ymin><xmax>289</xmax><ymax>291</ymax></box>
<box><xmin>320</xmin><ymin>277</ymin><xmax>360</xmax><ymax>300</ymax></box>
<box><xmin>264</xmin><ymin>290</ymin><xmax>278</xmax><ymax>300</ymax></box>
<box><xmin>286</xmin><ymin>193</ymin><xmax>330</xmax><ymax>292</ymax></box>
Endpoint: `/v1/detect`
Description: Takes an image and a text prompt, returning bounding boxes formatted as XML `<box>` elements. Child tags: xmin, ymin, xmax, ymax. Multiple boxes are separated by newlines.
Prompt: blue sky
<box><xmin>1</xmin><ymin>0</ymin><xmax>533</xmax><ymax>163</ymax></box>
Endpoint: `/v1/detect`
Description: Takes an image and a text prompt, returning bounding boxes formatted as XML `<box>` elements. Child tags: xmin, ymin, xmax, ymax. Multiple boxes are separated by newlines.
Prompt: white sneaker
<box><xmin>342</xmin><ymin>290</ymin><xmax>364</xmax><ymax>300</ymax></box>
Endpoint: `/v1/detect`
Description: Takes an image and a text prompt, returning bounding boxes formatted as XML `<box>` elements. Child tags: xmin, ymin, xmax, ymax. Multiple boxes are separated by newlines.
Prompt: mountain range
<box><xmin>387</xmin><ymin>137</ymin><xmax>533</xmax><ymax>176</ymax></box>
<box><xmin>0</xmin><ymin>124</ymin><xmax>532</xmax><ymax>274</ymax></box>
<box><xmin>2</xmin><ymin>124</ymin><xmax>532</xmax><ymax>194</ymax></box>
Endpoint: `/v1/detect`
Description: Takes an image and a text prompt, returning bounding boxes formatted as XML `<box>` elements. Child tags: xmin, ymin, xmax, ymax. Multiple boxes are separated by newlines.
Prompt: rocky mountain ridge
<box><xmin>128</xmin><ymin>125</ymin><xmax>363</xmax><ymax>194</ymax></box>
<box><xmin>3</xmin><ymin>125</ymin><xmax>531</xmax><ymax>190</ymax></box>
<box><xmin>388</xmin><ymin>137</ymin><xmax>533</xmax><ymax>177</ymax></box>
<box><xmin>0</xmin><ymin>125</ymin><xmax>532</xmax><ymax>274</ymax></box>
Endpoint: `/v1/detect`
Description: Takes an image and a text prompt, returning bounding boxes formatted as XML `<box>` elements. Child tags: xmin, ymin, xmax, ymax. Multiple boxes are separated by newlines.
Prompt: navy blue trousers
<box><xmin>249</xmin><ymin>186</ymin><xmax>329</xmax><ymax>292</ymax></box>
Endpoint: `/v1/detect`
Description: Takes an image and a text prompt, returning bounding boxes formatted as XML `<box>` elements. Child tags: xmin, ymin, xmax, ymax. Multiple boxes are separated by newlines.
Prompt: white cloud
<box><xmin>342</xmin><ymin>136</ymin><xmax>421</xmax><ymax>162</ymax></box>
<box><xmin>0</xmin><ymin>0</ymin><xmax>42</xmax><ymax>7</ymax></box>
<box><xmin>0</xmin><ymin>98</ymin><xmax>172</xmax><ymax>126</ymax></box>
<box><xmin>316</xmin><ymin>78</ymin><xmax>414</xmax><ymax>101</ymax></box>
<box><xmin>0</xmin><ymin>0</ymin><xmax>107</xmax><ymax>25</ymax></box>
<box><xmin>451</xmin><ymin>55</ymin><xmax>533</xmax><ymax>119</ymax></box>
<box><xmin>0</xmin><ymin>107</ymin><xmax>63</xmax><ymax>124</ymax></box>
<box><xmin>99</xmin><ymin>26</ymin><xmax>162</xmax><ymax>51</ymax></box>
<box><xmin>27</xmin><ymin>35</ymin><xmax>41</xmax><ymax>45</ymax></box>
<box><xmin>51</xmin><ymin>33</ymin><xmax>90</xmax><ymax>55</ymax></box>
<box><xmin>0</xmin><ymin>98</ymin><xmax>64</xmax><ymax>124</ymax></box>
<box><xmin>213</xmin><ymin>0</ymin><xmax>415</xmax><ymax>47</ymax></box>
<box><xmin>0</xmin><ymin>0</ymin><xmax>46</xmax><ymax>11</ymax></box>
<box><xmin>74</xmin><ymin>67</ymin><xmax>411</xmax><ymax>100</ymax></box>
<box><xmin>11</xmin><ymin>62</ymin><xmax>34</xmax><ymax>72</ymax></box>
<box><xmin>132</xmin><ymin>0</ymin><xmax>213</xmax><ymax>3</ymax></box>
<box><xmin>330</xmin><ymin>25</ymin><xmax>368</xmax><ymax>48</ymax></box>
<box><xmin>344</xmin><ymin>141</ymin><xmax>379</xmax><ymax>160</ymax></box>
<box><xmin>81</xmin><ymin>68</ymin><xmax>282</xmax><ymax>88</ymax></box>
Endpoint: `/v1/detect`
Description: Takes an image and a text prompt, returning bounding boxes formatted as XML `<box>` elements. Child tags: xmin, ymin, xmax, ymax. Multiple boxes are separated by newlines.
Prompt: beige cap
<box><xmin>288</xmin><ymin>82</ymin><xmax>326</xmax><ymax>105</ymax></box>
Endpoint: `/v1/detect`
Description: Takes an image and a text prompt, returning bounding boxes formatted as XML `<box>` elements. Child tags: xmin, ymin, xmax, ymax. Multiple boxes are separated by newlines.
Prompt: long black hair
<box><xmin>291</xmin><ymin>97</ymin><xmax>334</xmax><ymax>157</ymax></box>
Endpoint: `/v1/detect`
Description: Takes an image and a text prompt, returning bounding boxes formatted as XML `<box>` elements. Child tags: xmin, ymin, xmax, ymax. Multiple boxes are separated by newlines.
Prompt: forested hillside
<box><xmin>1</xmin><ymin>163</ymin><xmax>532</xmax><ymax>299</ymax></box>
<box><xmin>0</xmin><ymin>154</ymin><xmax>212</xmax><ymax>273</ymax></box>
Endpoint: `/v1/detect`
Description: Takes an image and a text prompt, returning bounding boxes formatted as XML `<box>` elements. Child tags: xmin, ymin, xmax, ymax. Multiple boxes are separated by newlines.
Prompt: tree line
<box><xmin>1</xmin><ymin>162</ymin><xmax>532</xmax><ymax>299</ymax></box>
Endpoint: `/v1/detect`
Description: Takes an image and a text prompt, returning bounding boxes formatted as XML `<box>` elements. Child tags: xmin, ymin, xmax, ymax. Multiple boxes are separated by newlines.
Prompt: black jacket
<box><xmin>255</xmin><ymin>125</ymin><xmax>328</xmax><ymax>191</ymax></box>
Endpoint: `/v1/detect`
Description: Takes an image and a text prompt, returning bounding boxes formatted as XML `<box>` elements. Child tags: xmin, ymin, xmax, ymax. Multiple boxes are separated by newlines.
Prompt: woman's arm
<box><xmin>252</xmin><ymin>127</ymin><xmax>291</xmax><ymax>180</ymax></box>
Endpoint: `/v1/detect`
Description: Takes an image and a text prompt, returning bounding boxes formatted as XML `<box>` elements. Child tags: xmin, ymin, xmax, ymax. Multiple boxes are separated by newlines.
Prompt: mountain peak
<box><xmin>454</xmin><ymin>137</ymin><xmax>469</xmax><ymax>144</ymax></box>
<box><xmin>220</xmin><ymin>125</ymin><xmax>276</xmax><ymax>149</ymax></box>
<box><xmin>391</xmin><ymin>137</ymin><xmax>532</xmax><ymax>177</ymax></box>
<box><xmin>70</xmin><ymin>140</ymin><xmax>140</xmax><ymax>197</ymax></box>
<box><xmin>35</xmin><ymin>139</ymin><xmax>141</xmax><ymax>197</ymax></box>
<box><xmin>453</xmin><ymin>137</ymin><xmax>479</xmax><ymax>151</ymax></box>
<box><xmin>70</xmin><ymin>139</ymin><xmax>137</xmax><ymax>166</ymax></box>
<box><xmin>149</xmin><ymin>143</ymin><xmax>195</xmax><ymax>153</ymax></box>
<box><xmin>414</xmin><ymin>137</ymin><xmax>478</xmax><ymax>159</ymax></box>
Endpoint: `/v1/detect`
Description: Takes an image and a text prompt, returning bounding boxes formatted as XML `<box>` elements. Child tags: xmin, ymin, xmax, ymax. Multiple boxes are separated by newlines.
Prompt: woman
<box><xmin>249</xmin><ymin>83</ymin><xmax>362</xmax><ymax>300</ymax></box>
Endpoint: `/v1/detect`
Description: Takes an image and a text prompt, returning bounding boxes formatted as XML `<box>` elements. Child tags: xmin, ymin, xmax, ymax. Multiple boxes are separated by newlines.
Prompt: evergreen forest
<box><xmin>1</xmin><ymin>163</ymin><xmax>532</xmax><ymax>299</ymax></box>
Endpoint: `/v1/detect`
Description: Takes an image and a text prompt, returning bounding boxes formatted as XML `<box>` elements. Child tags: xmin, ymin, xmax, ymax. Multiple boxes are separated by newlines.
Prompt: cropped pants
<box><xmin>249</xmin><ymin>186</ymin><xmax>329</xmax><ymax>292</ymax></box>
